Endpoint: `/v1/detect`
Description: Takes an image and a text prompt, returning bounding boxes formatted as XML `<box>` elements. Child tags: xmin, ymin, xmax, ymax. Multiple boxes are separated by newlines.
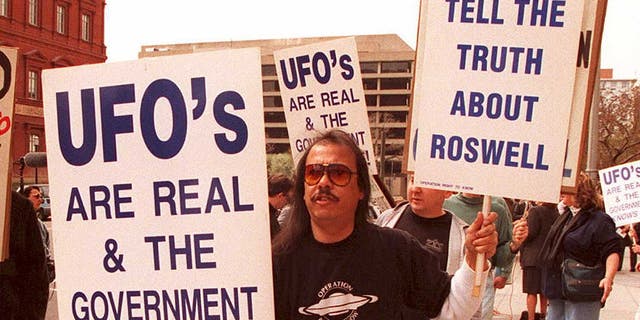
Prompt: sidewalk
<box><xmin>494</xmin><ymin>250</ymin><xmax>640</xmax><ymax>320</ymax></box>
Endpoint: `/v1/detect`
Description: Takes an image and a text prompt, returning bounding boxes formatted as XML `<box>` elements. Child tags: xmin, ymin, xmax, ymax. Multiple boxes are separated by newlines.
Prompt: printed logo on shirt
<box><xmin>424</xmin><ymin>238</ymin><xmax>444</xmax><ymax>254</ymax></box>
<box><xmin>298</xmin><ymin>281</ymin><xmax>378</xmax><ymax>319</ymax></box>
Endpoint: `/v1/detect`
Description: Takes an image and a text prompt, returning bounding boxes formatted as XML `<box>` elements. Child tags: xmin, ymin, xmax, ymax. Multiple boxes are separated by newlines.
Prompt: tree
<box><xmin>598</xmin><ymin>83</ymin><xmax>640</xmax><ymax>168</ymax></box>
<box><xmin>267</xmin><ymin>153</ymin><xmax>294</xmax><ymax>178</ymax></box>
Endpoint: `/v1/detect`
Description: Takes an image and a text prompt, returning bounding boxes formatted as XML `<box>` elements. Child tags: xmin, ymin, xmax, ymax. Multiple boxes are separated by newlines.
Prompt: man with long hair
<box><xmin>272</xmin><ymin>129</ymin><xmax>499</xmax><ymax>319</ymax></box>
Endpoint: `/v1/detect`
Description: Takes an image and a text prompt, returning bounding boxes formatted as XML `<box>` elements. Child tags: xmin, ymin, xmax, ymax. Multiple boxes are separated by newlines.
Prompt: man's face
<box><xmin>303</xmin><ymin>143</ymin><xmax>363</xmax><ymax>228</ymax></box>
<box><xmin>28</xmin><ymin>189</ymin><xmax>43</xmax><ymax>210</ymax></box>
<box><xmin>407</xmin><ymin>177</ymin><xmax>448</xmax><ymax>216</ymax></box>
<box><xmin>560</xmin><ymin>193</ymin><xmax>576</xmax><ymax>206</ymax></box>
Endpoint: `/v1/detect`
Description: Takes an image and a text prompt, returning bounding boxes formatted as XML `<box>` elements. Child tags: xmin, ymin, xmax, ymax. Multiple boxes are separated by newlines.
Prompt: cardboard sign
<box><xmin>42</xmin><ymin>49</ymin><xmax>274</xmax><ymax>319</ymax></box>
<box><xmin>599</xmin><ymin>160</ymin><xmax>640</xmax><ymax>226</ymax></box>
<box><xmin>413</xmin><ymin>0</ymin><xmax>584</xmax><ymax>202</ymax></box>
<box><xmin>0</xmin><ymin>46</ymin><xmax>17</xmax><ymax>261</ymax></box>
<box><xmin>561</xmin><ymin>0</ymin><xmax>607</xmax><ymax>193</ymax></box>
<box><xmin>274</xmin><ymin>37</ymin><xmax>377</xmax><ymax>174</ymax></box>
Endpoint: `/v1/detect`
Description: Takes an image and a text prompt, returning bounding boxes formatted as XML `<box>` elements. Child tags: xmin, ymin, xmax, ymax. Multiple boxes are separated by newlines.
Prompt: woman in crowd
<box><xmin>538</xmin><ymin>173</ymin><xmax>621</xmax><ymax>320</ymax></box>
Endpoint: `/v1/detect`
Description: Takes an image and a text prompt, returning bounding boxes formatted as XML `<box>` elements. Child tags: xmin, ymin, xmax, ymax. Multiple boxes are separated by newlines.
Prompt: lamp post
<box><xmin>33</xmin><ymin>135</ymin><xmax>39</xmax><ymax>184</ymax></box>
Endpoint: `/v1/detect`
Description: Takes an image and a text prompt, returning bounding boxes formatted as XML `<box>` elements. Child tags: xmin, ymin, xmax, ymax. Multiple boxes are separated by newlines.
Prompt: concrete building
<box><xmin>1</xmin><ymin>0</ymin><xmax>107</xmax><ymax>186</ymax></box>
<box><xmin>140</xmin><ymin>34</ymin><xmax>414</xmax><ymax>196</ymax></box>
<box><xmin>600</xmin><ymin>68</ymin><xmax>638</xmax><ymax>91</ymax></box>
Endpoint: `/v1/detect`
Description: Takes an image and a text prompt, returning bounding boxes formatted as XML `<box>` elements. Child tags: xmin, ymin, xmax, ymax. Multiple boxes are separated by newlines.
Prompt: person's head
<box><xmin>406</xmin><ymin>175</ymin><xmax>451</xmax><ymax>218</ymax></box>
<box><xmin>22</xmin><ymin>186</ymin><xmax>43</xmax><ymax>210</ymax></box>
<box><xmin>272</xmin><ymin>130</ymin><xmax>371</xmax><ymax>252</ymax></box>
<box><xmin>573</xmin><ymin>172</ymin><xmax>604</xmax><ymax>210</ymax></box>
<box><xmin>268</xmin><ymin>174</ymin><xmax>294</xmax><ymax>210</ymax></box>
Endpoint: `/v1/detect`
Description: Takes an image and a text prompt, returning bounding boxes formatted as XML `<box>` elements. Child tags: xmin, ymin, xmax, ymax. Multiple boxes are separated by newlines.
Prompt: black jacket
<box><xmin>0</xmin><ymin>191</ymin><xmax>49</xmax><ymax>319</ymax></box>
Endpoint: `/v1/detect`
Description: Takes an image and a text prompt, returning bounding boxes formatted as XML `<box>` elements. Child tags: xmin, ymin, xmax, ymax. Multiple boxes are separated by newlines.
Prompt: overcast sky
<box><xmin>105</xmin><ymin>0</ymin><xmax>640</xmax><ymax>79</ymax></box>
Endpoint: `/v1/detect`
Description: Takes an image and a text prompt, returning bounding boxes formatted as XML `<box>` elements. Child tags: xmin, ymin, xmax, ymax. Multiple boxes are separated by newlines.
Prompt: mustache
<box><xmin>310</xmin><ymin>187</ymin><xmax>339</xmax><ymax>202</ymax></box>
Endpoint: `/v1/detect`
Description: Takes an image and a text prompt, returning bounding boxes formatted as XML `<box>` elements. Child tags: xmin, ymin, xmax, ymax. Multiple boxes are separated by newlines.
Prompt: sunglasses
<box><xmin>304</xmin><ymin>163</ymin><xmax>357</xmax><ymax>187</ymax></box>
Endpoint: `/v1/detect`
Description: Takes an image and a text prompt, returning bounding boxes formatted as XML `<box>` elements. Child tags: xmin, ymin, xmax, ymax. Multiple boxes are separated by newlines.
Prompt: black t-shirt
<box><xmin>395</xmin><ymin>207</ymin><xmax>453</xmax><ymax>272</ymax></box>
<box><xmin>273</xmin><ymin>223</ymin><xmax>451</xmax><ymax>319</ymax></box>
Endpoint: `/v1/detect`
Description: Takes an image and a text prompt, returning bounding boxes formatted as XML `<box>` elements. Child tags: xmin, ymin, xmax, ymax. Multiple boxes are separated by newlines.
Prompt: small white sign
<box><xmin>274</xmin><ymin>37</ymin><xmax>377</xmax><ymax>173</ymax></box>
<box><xmin>599</xmin><ymin>160</ymin><xmax>640</xmax><ymax>226</ymax></box>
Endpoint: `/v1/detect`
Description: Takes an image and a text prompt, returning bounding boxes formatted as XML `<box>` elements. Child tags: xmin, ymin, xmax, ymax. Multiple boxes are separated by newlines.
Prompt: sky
<box><xmin>105</xmin><ymin>0</ymin><xmax>640</xmax><ymax>79</ymax></box>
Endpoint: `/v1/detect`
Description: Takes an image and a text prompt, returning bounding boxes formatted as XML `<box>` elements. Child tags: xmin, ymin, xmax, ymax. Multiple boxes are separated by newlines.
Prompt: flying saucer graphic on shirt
<box><xmin>298</xmin><ymin>281</ymin><xmax>378</xmax><ymax>319</ymax></box>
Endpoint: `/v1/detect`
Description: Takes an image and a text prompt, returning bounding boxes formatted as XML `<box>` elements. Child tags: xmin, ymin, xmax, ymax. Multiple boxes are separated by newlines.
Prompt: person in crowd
<box><xmin>376</xmin><ymin>177</ymin><xmax>470</xmax><ymax>319</ymax></box>
<box><xmin>0</xmin><ymin>191</ymin><xmax>50</xmax><ymax>319</ymax></box>
<box><xmin>271</xmin><ymin>129</ymin><xmax>498</xmax><ymax>319</ymax></box>
<box><xmin>616</xmin><ymin>225</ymin><xmax>637</xmax><ymax>272</ymax></box>
<box><xmin>21</xmin><ymin>186</ymin><xmax>54</xmax><ymax>283</ymax></box>
<box><xmin>444</xmin><ymin>192</ymin><xmax>515</xmax><ymax>319</ymax></box>
<box><xmin>511</xmin><ymin>202</ymin><xmax>559</xmax><ymax>320</ymax></box>
<box><xmin>538</xmin><ymin>173</ymin><xmax>621</xmax><ymax>320</ymax></box>
<box><xmin>267</xmin><ymin>174</ymin><xmax>294</xmax><ymax>239</ymax></box>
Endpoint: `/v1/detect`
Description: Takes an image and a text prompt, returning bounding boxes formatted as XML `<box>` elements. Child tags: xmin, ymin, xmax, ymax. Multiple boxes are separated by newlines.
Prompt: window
<box><xmin>380</xmin><ymin>78</ymin><xmax>411</xmax><ymax>90</ymax></box>
<box><xmin>381</xmin><ymin>61</ymin><xmax>411</xmax><ymax>73</ymax></box>
<box><xmin>0</xmin><ymin>0</ymin><xmax>8</xmax><ymax>17</ymax></box>
<box><xmin>29</xmin><ymin>134</ymin><xmax>40</xmax><ymax>152</ymax></box>
<box><xmin>360</xmin><ymin>62</ymin><xmax>378</xmax><ymax>74</ymax></box>
<box><xmin>262</xmin><ymin>80</ymin><xmax>279</xmax><ymax>92</ymax></box>
<box><xmin>81</xmin><ymin>13</ymin><xmax>91</xmax><ymax>41</ymax></box>
<box><xmin>266</xmin><ymin>128</ymin><xmax>289</xmax><ymax>139</ymax></box>
<box><xmin>365</xmin><ymin>95</ymin><xmax>377</xmax><ymax>107</ymax></box>
<box><xmin>379</xmin><ymin>94</ymin><xmax>409</xmax><ymax>106</ymax></box>
<box><xmin>56</xmin><ymin>5</ymin><xmax>66</xmax><ymax>34</ymax></box>
<box><xmin>265</xmin><ymin>112</ymin><xmax>285</xmax><ymax>123</ymax></box>
<box><xmin>263</xmin><ymin>96</ymin><xmax>283</xmax><ymax>108</ymax></box>
<box><xmin>28</xmin><ymin>0</ymin><xmax>38</xmax><ymax>26</ymax></box>
<box><xmin>261</xmin><ymin>65</ymin><xmax>276</xmax><ymax>76</ymax></box>
<box><xmin>28</xmin><ymin>70</ymin><xmax>38</xmax><ymax>100</ymax></box>
<box><xmin>362</xmin><ymin>79</ymin><xmax>377</xmax><ymax>90</ymax></box>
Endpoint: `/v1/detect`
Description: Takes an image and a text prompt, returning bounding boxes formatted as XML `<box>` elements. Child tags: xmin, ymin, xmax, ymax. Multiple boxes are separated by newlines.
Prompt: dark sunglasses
<box><xmin>304</xmin><ymin>163</ymin><xmax>357</xmax><ymax>187</ymax></box>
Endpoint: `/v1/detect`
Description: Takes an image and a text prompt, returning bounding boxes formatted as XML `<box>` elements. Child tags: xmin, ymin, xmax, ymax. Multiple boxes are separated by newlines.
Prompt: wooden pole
<box><xmin>472</xmin><ymin>195</ymin><xmax>491</xmax><ymax>297</ymax></box>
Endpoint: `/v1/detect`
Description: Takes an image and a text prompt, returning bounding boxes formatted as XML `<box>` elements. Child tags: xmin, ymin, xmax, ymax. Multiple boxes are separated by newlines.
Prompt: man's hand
<box><xmin>632</xmin><ymin>244</ymin><xmax>640</xmax><ymax>254</ymax></box>
<box><xmin>599</xmin><ymin>277</ymin><xmax>614</xmax><ymax>304</ymax></box>
<box><xmin>494</xmin><ymin>276</ymin><xmax>507</xmax><ymax>289</ymax></box>
<box><xmin>464</xmin><ymin>212</ymin><xmax>498</xmax><ymax>271</ymax></box>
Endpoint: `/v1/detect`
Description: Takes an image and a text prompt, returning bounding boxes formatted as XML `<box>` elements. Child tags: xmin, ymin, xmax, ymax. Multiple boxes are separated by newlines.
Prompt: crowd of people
<box><xmin>268</xmin><ymin>129</ymin><xmax>637</xmax><ymax>320</ymax></box>
<box><xmin>3</xmin><ymin>128</ymin><xmax>639</xmax><ymax>319</ymax></box>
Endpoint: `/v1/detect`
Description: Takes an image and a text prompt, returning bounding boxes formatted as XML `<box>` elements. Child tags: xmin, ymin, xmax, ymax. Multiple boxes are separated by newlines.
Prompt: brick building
<box><xmin>0</xmin><ymin>0</ymin><xmax>106</xmax><ymax>186</ymax></box>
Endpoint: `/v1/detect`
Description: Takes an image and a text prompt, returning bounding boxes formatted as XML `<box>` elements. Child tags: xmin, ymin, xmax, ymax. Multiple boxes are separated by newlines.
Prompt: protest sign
<box><xmin>599</xmin><ymin>160</ymin><xmax>640</xmax><ymax>227</ymax></box>
<box><xmin>0</xmin><ymin>46</ymin><xmax>17</xmax><ymax>261</ymax></box>
<box><xmin>561</xmin><ymin>0</ymin><xmax>607</xmax><ymax>193</ymax></box>
<box><xmin>413</xmin><ymin>0</ymin><xmax>584</xmax><ymax>202</ymax></box>
<box><xmin>273</xmin><ymin>37</ymin><xmax>377</xmax><ymax>174</ymax></box>
<box><xmin>43</xmin><ymin>49</ymin><xmax>274</xmax><ymax>319</ymax></box>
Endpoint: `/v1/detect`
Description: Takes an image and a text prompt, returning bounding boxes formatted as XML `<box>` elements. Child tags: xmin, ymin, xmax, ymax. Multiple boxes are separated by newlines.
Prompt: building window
<box><xmin>28</xmin><ymin>0</ymin><xmax>38</xmax><ymax>26</ymax></box>
<box><xmin>0</xmin><ymin>0</ymin><xmax>8</xmax><ymax>17</ymax></box>
<box><xmin>56</xmin><ymin>5</ymin><xmax>66</xmax><ymax>34</ymax></box>
<box><xmin>264</xmin><ymin>96</ymin><xmax>283</xmax><ymax>108</ymax></box>
<box><xmin>29</xmin><ymin>134</ymin><xmax>40</xmax><ymax>152</ymax></box>
<box><xmin>262</xmin><ymin>80</ymin><xmax>279</xmax><ymax>92</ymax></box>
<box><xmin>381</xmin><ymin>61</ymin><xmax>411</xmax><ymax>73</ymax></box>
<box><xmin>360</xmin><ymin>62</ymin><xmax>378</xmax><ymax>74</ymax></box>
<box><xmin>261</xmin><ymin>65</ymin><xmax>276</xmax><ymax>76</ymax></box>
<box><xmin>380</xmin><ymin>78</ymin><xmax>411</xmax><ymax>90</ymax></box>
<box><xmin>28</xmin><ymin>70</ymin><xmax>38</xmax><ymax>100</ymax></box>
<box><xmin>362</xmin><ymin>79</ymin><xmax>378</xmax><ymax>90</ymax></box>
<box><xmin>379</xmin><ymin>94</ymin><xmax>409</xmax><ymax>106</ymax></box>
<box><xmin>265</xmin><ymin>112</ymin><xmax>286</xmax><ymax>123</ymax></box>
<box><xmin>81</xmin><ymin>13</ymin><xmax>91</xmax><ymax>41</ymax></box>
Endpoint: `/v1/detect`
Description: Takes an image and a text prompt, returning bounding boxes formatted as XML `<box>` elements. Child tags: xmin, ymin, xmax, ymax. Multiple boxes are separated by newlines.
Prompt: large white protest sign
<box><xmin>274</xmin><ymin>37</ymin><xmax>377</xmax><ymax>174</ymax></box>
<box><xmin>0</xmin><ymin>46</ymin><xmax>17</xmax><ymax>261</ymax></box>
<box><xmin>599</xmin><ymin>160</ymin><xmax>640</xmax><ymax>227</ymax></box>
<box><xmin>413</xmin><ymin>0</ymin><xmax>584</xmax><ymax>202</ymax></box>
<box><xmin>561</xmin><ymin>0</ymin><xmax>607</xmax><ymax>192</ymax></box>
<box><xmin>43</xmin><ymin>49</ymin><xmax>274</xmax><ymax>319</ymax></box>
